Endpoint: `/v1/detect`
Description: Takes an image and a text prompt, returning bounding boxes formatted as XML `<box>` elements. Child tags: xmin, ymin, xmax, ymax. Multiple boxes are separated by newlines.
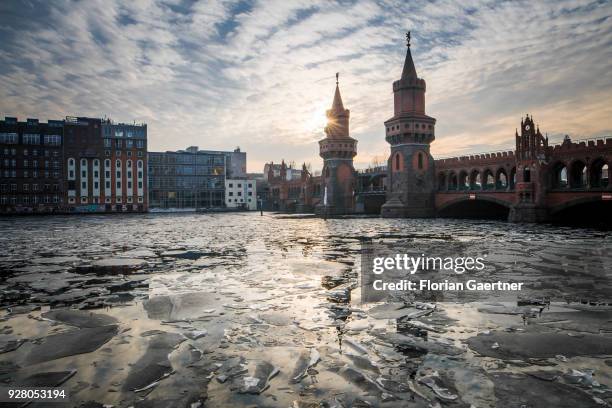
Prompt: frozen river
<box><xmin>0</xmin><ymin>213</ymin><xmax>611</xmax><ymax>407</ymax></box>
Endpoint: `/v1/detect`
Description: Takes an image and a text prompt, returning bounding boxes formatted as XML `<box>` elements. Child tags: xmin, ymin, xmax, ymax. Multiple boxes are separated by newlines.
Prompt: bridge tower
<box><xmin>315</xmin><ymin>74</ymin><xmax>357</xmax><ymax>216</ymax></box>
<box><xmin>381</xmin><ymin>32</ymin><xmax>436</xmax><ymax>217</ymax></box>
<box><xmin>509</xmin><ymin>115</ymin><xmax>550</xmax><ymax>222</ymax></box>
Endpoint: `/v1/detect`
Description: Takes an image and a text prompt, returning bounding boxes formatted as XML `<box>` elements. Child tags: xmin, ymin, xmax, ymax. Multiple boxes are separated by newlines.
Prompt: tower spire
<box><xmin>331</xmin><ymin>73</ymin><xmax>345</xmax><ymax>112</ymax></box>
<box><xmin>401</xmin><ymin>31</ymin><xmax>417</xmax><ymax>79</ymax></box>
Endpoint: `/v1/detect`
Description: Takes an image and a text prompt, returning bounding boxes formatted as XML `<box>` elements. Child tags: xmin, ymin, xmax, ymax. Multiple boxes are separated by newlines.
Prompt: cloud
<box><xmin>0</xmin><ymin>0</ymin><xmax>610</xmax><ymax>172</ymax></box>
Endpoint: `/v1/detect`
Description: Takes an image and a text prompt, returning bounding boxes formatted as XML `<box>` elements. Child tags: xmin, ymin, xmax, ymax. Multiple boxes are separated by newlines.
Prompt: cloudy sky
<box><xmin>1</xmin><ymin>0</ymin><xmax>611</xmax><ymax>172</ymax></box>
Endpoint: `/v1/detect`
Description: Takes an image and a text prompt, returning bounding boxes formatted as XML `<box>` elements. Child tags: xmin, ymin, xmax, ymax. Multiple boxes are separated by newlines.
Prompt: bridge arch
<box><xmin>549</xmin><ymin>195</ymin><xmax>612</xmax><ymax>227</ymax></box>
<box><xmin>448</xmin><ymin>171</ymin><xmax>458</xmax><ymax>190</ymax></box>
<box><xmin>469</xmin><ymin>169</ymin><xmax>482</xmax><ymax>190</ymax></box>
<box><xmin>509</xmin><ymin>167</ymin><xmax>516</xmax><ymax>189</ymax></box>
<box><xmin>569</xmin><ymin>159</ymin><xmax>587</xmax><ymax>188</ymax></box>
<box><xmin>458</xmin><ymin>170</ymin><xmax>469</xmax><ymax>190</ymax></box>
<box><xmin>550</xmin><ymin>161</ymin><xmax>569</xmax><ymax>189</ymax></box>
<box><xmin>437</xmin><ymin>171</ymin><xmax>447</xmax><ymax>191</ymax></box>
<box><xmin>437</xmin><ymin>194</ymin><xmax>512</xmax><ymax>220</ymax></box>
<box><xmin>496</xmin><ymin>168</ymin><xmax>508</xmax><ymax>189</ymax></box>
<box><xmin>483</xmin><ymin>168</ymin><xmax>495</xmax><ymax>190</ymax></box>
<box><xmin>589</xmin><ymin>157</ymin><xmax>609</xmax><ymax>189</ymax></box>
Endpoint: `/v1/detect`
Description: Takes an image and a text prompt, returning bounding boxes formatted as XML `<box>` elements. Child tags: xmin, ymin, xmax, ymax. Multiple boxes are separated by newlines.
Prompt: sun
<box><xmin>305</xmin><ymin>102</ymin><xmax>328</xmax><ymax>134</ymax></box>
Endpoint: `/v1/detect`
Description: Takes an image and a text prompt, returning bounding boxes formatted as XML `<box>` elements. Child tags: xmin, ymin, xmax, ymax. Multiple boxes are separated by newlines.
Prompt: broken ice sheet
<box><xmin>24</xmin><ymin>325</ymin><xmax>118</xmax><ymax>365</ymax></box>
<box><xmin>237</xmin><ymin>361</ymin><xmax>279</xmax><ymax>394</ymax></box>
<box><xmin>123</xmin><ymin>331</ymin><xmax>184</xmax><ymax>391</ymax></box>
<box><xmin>290</xmin><ymin>348</ymin><xmax>320</xmax><ymax>383</ymax></box>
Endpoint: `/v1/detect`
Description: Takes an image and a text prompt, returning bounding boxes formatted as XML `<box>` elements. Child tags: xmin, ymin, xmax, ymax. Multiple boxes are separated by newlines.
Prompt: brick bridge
<box><xmin>434</xmin><ymin>117</ymin><xmax>611</xmax><ymax>222</ymax></box>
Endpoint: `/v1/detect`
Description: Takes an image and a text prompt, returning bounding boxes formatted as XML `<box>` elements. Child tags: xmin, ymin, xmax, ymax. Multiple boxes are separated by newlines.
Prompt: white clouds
<box><xmin>0</xmin><ymin>0</ymin><xmax>610</xmax><ymax>171</ymax></box>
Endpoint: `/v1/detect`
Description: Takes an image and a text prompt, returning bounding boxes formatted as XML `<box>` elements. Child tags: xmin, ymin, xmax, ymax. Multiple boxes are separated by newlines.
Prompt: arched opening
<box><xmin>393</xmin><ymin>152</ymin><xmax>403</xmax><ymax>172</ymax></box>
<box><xmin>551</xmin><ymin>162</ymin><xmax>568</xmax><ymax>189</ymax></box>
<box><xmin>417</xmin><ymin>152</ymin><xmax>423</xmax><ymax>170</ymax></box>
<box><xmin>459</xmin><ymin>171</ymin><xmax>469</xmax><ymax>190</ymax></box>
<box><xmin>437</xmin><ymin>172</ymin><xmax>446</xmax><ymax>191</ymax></box>
<box><xmin>523</xmin><ymin>167</ymin><xmax>531</xmax><ymax>183</ymax></box>
<box><xmin>483</xmin><ymin>170</ymin><xmax>495</xmax><ymax>190</ymax></box>
<box><xmin>496</xmin><ymin>169</ymin><xmax>508</xmax><ymax>189</ymax></box>
<box><xmin>509</xmin><ymin>167</ymin><xmax>516</xmax><ymax>190</ymax></box>
<box><xmin>570</xmin><ymin>161</ymin><xmax>587</xmax><ymax>188</ymax></box>
<box><xmin>448</xmin><ymin>172</ymin><xmax>458</xmax><ymax>190</ymax></box>
<box><xmin>590</xmin><ymin>159</ymin><xmax>609</xmax><ymax>188</ymax></box>
<box><xmin>550</xmin><ymin>199</ymin><xmax>612</xmax><ymax>229</ymax></box>
<box><xmin>470</xmin><ymin>170</ymin><xmax>481</xmax><ymax>190</ymax></box>
<box><xmin>438</xmin><ymin>199</ymin><xmax>510</xmax><ymax>220</ymax></box>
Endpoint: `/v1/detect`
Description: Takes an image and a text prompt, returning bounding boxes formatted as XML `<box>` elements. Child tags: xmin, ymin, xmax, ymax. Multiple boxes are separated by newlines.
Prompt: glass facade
<box><xmin>148</xmin><ymin>149</ymin><xmax>226</xmax><ymax>208</ymax></box>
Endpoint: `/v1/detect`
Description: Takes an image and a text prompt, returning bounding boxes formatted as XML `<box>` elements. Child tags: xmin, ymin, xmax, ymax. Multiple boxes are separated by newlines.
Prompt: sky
<box><xmin>0</xmin><ymin>0</ymin><xmax>611</xmax><ymax>173</ymax></box>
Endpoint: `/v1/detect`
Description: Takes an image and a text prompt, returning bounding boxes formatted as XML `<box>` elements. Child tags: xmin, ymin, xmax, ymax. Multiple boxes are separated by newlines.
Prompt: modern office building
<box><xmin>148</xmin><ymin>146</ymin><xmax>227</xmax><ymax>209</ymax></box>
<box><xmin>225</xmin><ymin>178</ymin><xmax>257</xmax><ymax>210</ymax></box>
<box><xmin>0</xmin><ymin>116</ymin><xmax>65</xmax><ymax>213</ymax></box>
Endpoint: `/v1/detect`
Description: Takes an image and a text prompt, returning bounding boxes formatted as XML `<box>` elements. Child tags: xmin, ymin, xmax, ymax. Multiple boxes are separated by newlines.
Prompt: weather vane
<box><xmin>406</xmin><ymin>31</ymin><xmax>411</xmax><ymax>47</ymax></box>
<box><xmin>336</xmin><ymin>72</ymin><xmax>339</xmax><ymax>84</ymax></box>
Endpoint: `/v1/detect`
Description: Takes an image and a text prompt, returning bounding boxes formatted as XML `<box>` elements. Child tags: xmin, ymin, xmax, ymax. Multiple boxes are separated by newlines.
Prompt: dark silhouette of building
<box><xmin>381</xmin><ymin>32</ymin><xmax>436</xmax><ymax>218</ymax></box>
<box><xmin>0</xmin><ymin>117</ymin><xmax>65</xmax><ymax>213</ymax></box>
<box><xmin>315</xmin><ymin>74</ymin><xmax>357</xmax><ymax>215</ymax></box>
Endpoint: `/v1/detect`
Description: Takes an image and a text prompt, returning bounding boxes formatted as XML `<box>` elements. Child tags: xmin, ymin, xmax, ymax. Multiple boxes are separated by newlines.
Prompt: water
<box><xmin>0</xmin><ymin>213</ymin><xmax>610</xmax><ymax>407</ymax></box>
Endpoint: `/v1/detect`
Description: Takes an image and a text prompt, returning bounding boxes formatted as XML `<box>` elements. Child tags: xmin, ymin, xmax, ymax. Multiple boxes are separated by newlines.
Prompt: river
<box><xmin>0</xmin><ymin>213</ymin><xmax>610</xmax><ymax>407</ymax></box>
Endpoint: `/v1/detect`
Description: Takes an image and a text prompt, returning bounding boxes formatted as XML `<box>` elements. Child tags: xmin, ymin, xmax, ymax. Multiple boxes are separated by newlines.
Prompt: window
<box><xmin>417</xmin><ymin>153</ymin><xmax>423</xmax><ymax>169</ymax></box>
<box><xmin>136</xmin><ymin>140</ymin><xmax>144</xmax><ymax>148</ymax></box>
<box><xmin>0</xmin><ymin>133</ymin><xmax>18</xmax><ymax>144</ymax></box>
<box><xmin>23</xmin><ymin>134</ymin><xmax>40</xmax><ymax>145</ymax></box>
<box><xmin>116</xmin><ymin>139</ymin><xmax>122</xmax><ymax>148</ymax></box>
<box><xmin>116</xmin><ymin>160</ymin><xmax>121</xmax><ymax>168</ymax></box>
<box><xmin>104</xmin><ymin>139</ymin><xmax>112</xmax><ymax>148</ymax></box>
<box><xmin>126</xmin><ymin>140</ymin><xmax>133</xmax><ymax>148</ymax></box>
<box><xmin>44</xmin><ymin>135</ymin><xmax>61</xmax><ymax>145</ymax></box>
<box><xmin>115</xmin><ymin>129</ymin><xmax>123</xmax><ymax>137</ymax></box>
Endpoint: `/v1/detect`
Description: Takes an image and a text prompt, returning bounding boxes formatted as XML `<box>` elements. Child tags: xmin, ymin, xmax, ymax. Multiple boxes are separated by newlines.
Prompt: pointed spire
<box><xmin>401</xmin><ymin>31</ymin><xmax>417</xmax><ymax>79</ymax></box>
<box><xmin>331</xmin><ymin>73</ymin><xmax>345</xmax><ymax>112</ymax></box>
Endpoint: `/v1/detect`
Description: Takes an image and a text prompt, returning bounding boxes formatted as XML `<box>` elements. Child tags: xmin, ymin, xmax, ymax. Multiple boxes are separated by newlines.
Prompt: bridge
<box><xmin>434</xmin><ymin>132</ymin><xmax>612</xmax><ymax>222</ymax></box>
<box><xmin>356</xmin><ymin>166</ymin><xmax>387</xmax><ymax>214</ymax></box>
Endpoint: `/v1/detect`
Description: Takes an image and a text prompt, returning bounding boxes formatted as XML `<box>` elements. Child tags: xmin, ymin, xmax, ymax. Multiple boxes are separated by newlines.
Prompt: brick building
<box><xmin>0</xmin><ymin>117</ymin><xmax>65</xmax><ymax>213</ymax></box>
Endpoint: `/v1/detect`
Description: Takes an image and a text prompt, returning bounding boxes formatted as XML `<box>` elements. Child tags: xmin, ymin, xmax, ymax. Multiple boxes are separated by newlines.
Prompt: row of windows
<box><xmin>0</xmin><ymin>184</ymin><xmax>60</xmax><ymax>192</ymax></box>
<box><xmin>0</xmin><ymin>196</ymin><xmax>61</xmax><ymax>204</ymax></box>
<box><xmin>2</xmin><ymin>159</ymin><xmax>60</xmax><ymax>168</ymax></box>
<box><xmin>1</xmin><ymin>148</ymin><xmax>59</xmax><ymax>157</ymax></box>
<box><xmin>2</xmin><ymin>170</ymin><xmax>61</xmax><ymax>179</ymax></box>
<box><xmin>386</xmin><ymin>123</ymin><xmax>433</xmax><ymax>132</ymax></box>
<box><xmin>79</xmin><ymin>180</ymin><xmax>144</xmax><ymax>189</ymax></box>
<box><xmin>104</xmin><ymin>139</ymin><xmax>145</xmax><ymax>149</ymax></box>
<box><xmin>103</xmin><ymin>127</ymin><xmax>146</xmax><ymax>138</ymax></box>
<box><xmin>67</xmin><ymin>196</ymin><xmax>144</xmax><ymax>204</ymax></box>
<box><xmin>227</xmin><ymin>198</ymin><xmax>253</xmax><ymax>203</ymax></box>
<box><xmin>227</xmin><ymin>191</ymin><xmax>253</xmax><ymax>197</ymax></box>
<box><xmin>107</xmin><ymin>150</ymin><xmax>144</xmax><ymax>158</ymax></box>
<box><xmin>227</xmin><ymin>183</ymin><xmax>253</xmax><ymax>188</ymax></box>
<box><xmin>68</xmin><ymin>158</ymin><xmax>144</xmax><ymax>168</ymax></box>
